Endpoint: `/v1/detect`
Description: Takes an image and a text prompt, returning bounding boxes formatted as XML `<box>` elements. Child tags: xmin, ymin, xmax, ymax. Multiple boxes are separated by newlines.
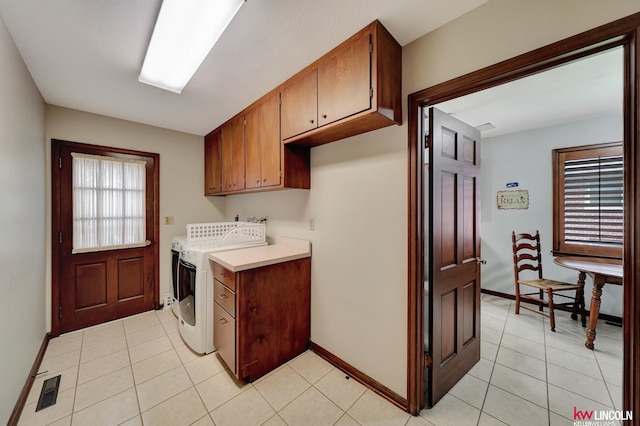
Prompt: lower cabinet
<box><xmin>212</xmin><ymin>257</ymin><xmax>311</xmax><ymax>381</ymax></box>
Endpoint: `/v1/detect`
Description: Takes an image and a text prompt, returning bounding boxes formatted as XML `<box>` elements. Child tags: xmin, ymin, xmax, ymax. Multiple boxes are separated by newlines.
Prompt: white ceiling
<box><xmin>435</xmin><ymin>46</ymin><xmax>624</xmax><ymax>138</ymax></box>
<box><xmin>0</xmin><ymin>0</ymin><xmax>488</xmax><ymax>136</ymax></box>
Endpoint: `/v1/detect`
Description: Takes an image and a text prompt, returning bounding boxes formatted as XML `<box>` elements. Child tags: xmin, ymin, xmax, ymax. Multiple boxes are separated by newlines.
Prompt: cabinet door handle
<box><xmin>322</xmin><ymin>114</ymin><xmax>327</xmax><ymax>119</ymax></box>
<box><xmin>309</xmin><ymin>119</ymin><xmax>315</xmax><ymax>124</ymax></box>
<box><xmin>218</xmin><ymin>317</ymin><xmax>228</xmax><ymax>324</ymax></box>
<box><xmin>218</xmin><ymin>294</ymin><xmax>228</xmax><ymax>300</ymax></box>
<box><xmin>256</xmin><ymin>179</ymin><xmax>260</xmax><ymax>183</ymax></box>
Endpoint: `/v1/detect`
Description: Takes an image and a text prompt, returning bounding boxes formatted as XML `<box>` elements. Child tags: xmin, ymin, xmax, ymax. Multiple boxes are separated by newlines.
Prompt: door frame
<box><xmin>51</xmin><ymin>139</ymin><xmax>161</xmax><ymax>337</ymax></box>
<box><xmin>407</xmin><ymin>12</ymin><xmax>640</xmax><ymax>415</ymax></box>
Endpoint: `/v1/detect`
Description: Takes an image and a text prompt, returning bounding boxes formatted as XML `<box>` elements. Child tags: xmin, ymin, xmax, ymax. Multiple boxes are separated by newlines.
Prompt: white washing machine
<box><xmin>170</xmin><ymin>235</ymin><xmax>187</xmax><ymax>318</ymax></box>
<box><xmin>176</xmin><ymin>222</ymin><xmax>266</xmax><ymax>354</ymax></box>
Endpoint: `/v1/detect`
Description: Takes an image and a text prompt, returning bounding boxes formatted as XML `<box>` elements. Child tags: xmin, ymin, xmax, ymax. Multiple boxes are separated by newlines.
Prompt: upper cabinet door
<box><xmin>281</xmin><ymin>69</ymin><xmax>318</xmax><ymax>140</ymax></box>
<box><xmin>245</xmin><ymin>106</ymin><xmax>261</xmax><ymax>190</ymax></box>
<box><xmin>204</xmin><ymin>129</ymin><xmax>222</xmax><ymax>195</ymax></box>
<box><xmin>260</xmin><ymin>93</ymin><xmax>281</xmax><ymax>187</ymax></box>
<box><xmin>230</xmin><ymin>115</ymin><xmax>246</xmax><ymax>191</ymax></box>
<box><xmin>221</xmin><ymin>115</ymin><xmax>245</xmax><ymax>192</ymax></box>
<box><xmin>245</xmin><ymin>93</ymin><xmax>281</xmax><ymax>189</ymax></box>
<box><xmin>318</xmin><ymin>31</ymin><xmax>371</xmax><ymax>127</ymax></box>
<box><xmin>221</xmin><ymin>121</ymin><xmax>235</xmax><ymax>192</ymax></box>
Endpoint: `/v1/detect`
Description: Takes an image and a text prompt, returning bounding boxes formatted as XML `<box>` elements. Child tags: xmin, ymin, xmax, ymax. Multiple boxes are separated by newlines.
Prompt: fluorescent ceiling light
<box><xmin>139</xmin><ymin>0</ymin><xmax>245</xmax><ymax>94</ymax></box>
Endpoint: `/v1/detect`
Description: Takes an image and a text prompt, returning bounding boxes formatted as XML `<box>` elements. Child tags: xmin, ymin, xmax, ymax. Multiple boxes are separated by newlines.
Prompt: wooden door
<box><xmin>52</xmin><ymin>140</ymin><xmax>159</xmax><ymax>334</ymax></box>
<box><xmin>426</xmin><ymin>107</ymin><xmax>481</xmax><ymax>406</ymax></box>
<box><xmin>280</xmin><ymin>69</ymin><xmax>318</xmax><ymax>140</ymax></box>
<box><xmin>204</xmin><ymin>129</ymin><xmax>222</xmax><ymax>195</ymax></box>
<box><xmin>317</xmin><ymin>31</ymin><xmax>371</xmax><ymax>127</ymax></box>
<box><xmin>245</xmin><ymin>93</ymin><xmax>281</xmax><ymax>189</ymax></box>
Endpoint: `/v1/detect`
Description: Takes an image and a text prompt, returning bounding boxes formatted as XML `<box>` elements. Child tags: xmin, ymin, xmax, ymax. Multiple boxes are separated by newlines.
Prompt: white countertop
<box><xmin>208</xmin><ymin>237</ymin><xmax>311</xmax><ymax>272</ymax></box>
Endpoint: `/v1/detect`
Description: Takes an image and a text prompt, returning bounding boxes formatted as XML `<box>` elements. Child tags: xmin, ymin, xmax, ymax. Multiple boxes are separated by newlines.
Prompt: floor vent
<box><xmin>36</xmin><ymin>375</ymin><xmax>61</xmax><ymax>412</ymax></box>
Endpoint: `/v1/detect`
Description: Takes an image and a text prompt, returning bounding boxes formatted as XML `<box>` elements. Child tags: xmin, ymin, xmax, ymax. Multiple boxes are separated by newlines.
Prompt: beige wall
<box><xmin>230</xmin><ymin>0</ymin><xmax>640</xmax><ymax>399</ymax></box>
<box><xmin>0</xmin><ymin>16</ymin><xmax>46</xmax><ymax>424</ymax></box>
<box><xmin>481</xmin><ymin>113</ymin><xmax>624</xmax><ymax>316</ymax></box>
<box><xmin>45</xmin><ymin>106</ymin><xmax>226</xmax><ymax>330</ymax></box>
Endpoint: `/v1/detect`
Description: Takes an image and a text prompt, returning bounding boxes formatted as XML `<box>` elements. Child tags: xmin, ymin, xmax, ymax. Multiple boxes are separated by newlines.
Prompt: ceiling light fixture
<box><xmin>476</xmin><ymin>122</ymin><xmax>496</xmax><ymax>132</ymax></box>
<box><xmin>139</xmin><ymin>0</ymin><xmax>245</xmax><ymax>94</ymax></box>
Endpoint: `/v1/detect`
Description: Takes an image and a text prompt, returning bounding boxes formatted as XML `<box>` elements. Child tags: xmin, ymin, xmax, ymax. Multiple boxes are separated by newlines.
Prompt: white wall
<box><xmin>480</xmin><ymin>113</ymin><xmax>624</xmax><ymax>317</ymax></box>
<box><xmin>0</xmin><ymin>17</ymin><xmax>46</xmax><ymax>424</ymax></box>
<box><xmin>226</xmin><ymin>123</ymin><xmax>408</xmax><ymax>396</ymax></box>
<box><xmin>45</xmin><ymin>106</ymin><xmax>226</xmax><ymax>330</ymax></box>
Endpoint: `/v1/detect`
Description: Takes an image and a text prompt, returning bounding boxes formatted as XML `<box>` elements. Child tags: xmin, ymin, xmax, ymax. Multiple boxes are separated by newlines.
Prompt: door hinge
<box><xmin>424</xmin><ymin>352</ymin><xmax>433</xmax><ymax>370</ymax></box>
<box><xmin>58</xmin><ymin>306</ymin><xmax>62</xmax><ymax>319</ymax></box>
<box><xmin>424</xmin><ymin>133</ymin><xmax>430</xmax><ymax>149</ymax></box>
<box><xmin>58</xmin><ymin>157</ymin><xmax>62</xmax><ymax>169</ymax></box>
<box><xmin>58</xmin><ymin>232</ymin><xmax>63</xmax><ymax>244</ymax></box>
<box><xmin>369</xmin><ymin>41</ymin><xmax>373</xmax><ymax>54</ymax></box>
<box><xmin>369</xmin><ymin>87</ymin><xmax>374</xmax><ymax>99</ymax></box>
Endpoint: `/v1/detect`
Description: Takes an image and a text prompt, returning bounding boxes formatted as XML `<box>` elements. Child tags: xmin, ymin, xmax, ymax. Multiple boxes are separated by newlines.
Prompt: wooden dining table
<box><xmin>553</xmin><ymin>256</ymin><xmax>623</xmax><ymax>350</ymax></box>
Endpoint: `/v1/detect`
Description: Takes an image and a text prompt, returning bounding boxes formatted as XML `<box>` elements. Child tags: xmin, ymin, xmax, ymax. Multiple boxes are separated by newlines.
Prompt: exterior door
<box><xmin>52</xmin><ymin>140</ymin><xmax>159</xmax><ymax>334</ymax></box>
<box><xmin>426</xmin><ymin>107</ymin><xmax>481</xmax><ymax>406</ymax></box>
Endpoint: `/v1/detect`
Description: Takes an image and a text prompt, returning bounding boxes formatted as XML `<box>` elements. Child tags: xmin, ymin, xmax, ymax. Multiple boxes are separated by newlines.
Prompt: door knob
<box><xmin>476</xmin><ymin>257</ymin><xmax>487</xmax><ymax>265</ymax></box>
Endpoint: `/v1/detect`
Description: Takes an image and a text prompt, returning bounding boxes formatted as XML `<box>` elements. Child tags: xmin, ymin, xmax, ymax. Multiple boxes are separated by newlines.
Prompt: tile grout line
<box><xmin>543</xmin><ymin>315</ymin><xmax>551</xmax><ymax>426</ymax></box>
<box><xmin>476</xmin><ymin>298</ymin><xmax>511</xmax><ymax>422</ymax></box>
<box><xmin>123</xmin><ymin>316</ymin><xmax>146</xmax><ymax>424</ymax></box>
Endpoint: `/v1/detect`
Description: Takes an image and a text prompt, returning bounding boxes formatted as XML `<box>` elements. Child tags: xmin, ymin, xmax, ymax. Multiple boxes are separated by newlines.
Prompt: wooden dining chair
<box><xmin>511</xmin><ymin>231</ymin><xmax>586</xmax><ymax>332</ymax></box>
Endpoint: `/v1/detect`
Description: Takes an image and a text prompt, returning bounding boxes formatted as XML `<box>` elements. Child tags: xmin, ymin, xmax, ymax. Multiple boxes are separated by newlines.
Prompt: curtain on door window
<box><xmin>72</xmin><ymin>153</ymin><xmax>147</xmax><ymax>254</ymax></box>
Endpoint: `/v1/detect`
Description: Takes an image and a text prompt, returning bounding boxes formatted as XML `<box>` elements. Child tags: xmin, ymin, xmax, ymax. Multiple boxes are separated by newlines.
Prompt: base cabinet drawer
<box><xmin>212</xmin><ymin>263</ymin><xmax>236</xmax><ymax>290</ymax></box>
<box><xmin>214</xmin><ymin>279</ymin><xmax>235</xmax><ymax>317</ymax></box>
<box><xmin>214</xmin><ymin>302</ymin><xmax>236</xmax><ymax>374</ymax></box>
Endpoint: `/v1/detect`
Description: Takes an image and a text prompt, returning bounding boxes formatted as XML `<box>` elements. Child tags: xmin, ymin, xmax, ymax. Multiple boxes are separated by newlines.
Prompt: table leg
<box><xmin>572</xmin><ymin>271</ymin><xmax>587</xmax><ymax>327</ymax></box>
<box><xmin>585</xmin><ymin>276</ymin><xmax>605</xmax><ymax>350</ymax></box>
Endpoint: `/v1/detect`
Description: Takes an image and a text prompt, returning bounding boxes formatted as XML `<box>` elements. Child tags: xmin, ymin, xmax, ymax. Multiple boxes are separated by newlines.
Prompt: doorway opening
<box><xmin>407</xmin><ymin>13</ymin><xmax>640</xmax><ymax>417</ymax></box>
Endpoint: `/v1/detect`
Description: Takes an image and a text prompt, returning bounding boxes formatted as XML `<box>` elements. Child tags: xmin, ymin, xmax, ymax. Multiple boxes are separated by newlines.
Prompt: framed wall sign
<box><xmin>497</xmin><ymin>190</ymin><xmax>529</xmax><ymax>210</ymax></box>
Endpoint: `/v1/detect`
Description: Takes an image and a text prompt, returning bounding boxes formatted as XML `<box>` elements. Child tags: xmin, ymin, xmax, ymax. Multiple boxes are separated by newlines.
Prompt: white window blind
<box><xmin>72</xmin><ymin>153</ymin><xmax>147</xmax><ymax>254</ymax></box>
<box><xmin>563</xmin><ymin>154</ymin><xmax>624</xmax><ymax>248</ymax></box>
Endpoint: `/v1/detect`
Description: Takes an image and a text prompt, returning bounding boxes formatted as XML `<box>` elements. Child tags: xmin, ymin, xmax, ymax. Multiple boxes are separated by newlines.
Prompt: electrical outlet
<box><xmin>164</xmin><ymin>216</ymin><xmax>174</xmax><ymax>225</ymax></box>
<box><xmin>309</xmin><ymin>218</ymin><xmax>315</xmax><ymax>231</ymax></box>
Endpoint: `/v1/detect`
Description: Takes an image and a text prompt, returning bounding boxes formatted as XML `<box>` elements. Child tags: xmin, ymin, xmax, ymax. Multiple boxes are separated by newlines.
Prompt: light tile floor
<box><xmin>17</xmin><ymin>294</ymin><xmax>622</xmax><ymax>425</ymax></box>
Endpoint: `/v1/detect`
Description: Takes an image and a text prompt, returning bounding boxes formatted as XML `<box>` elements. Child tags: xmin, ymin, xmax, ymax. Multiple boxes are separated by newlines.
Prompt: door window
<box><xmin>72</xmin><ymin>153</ymin><xmax>147</xmax><ymax>253</ymax></box>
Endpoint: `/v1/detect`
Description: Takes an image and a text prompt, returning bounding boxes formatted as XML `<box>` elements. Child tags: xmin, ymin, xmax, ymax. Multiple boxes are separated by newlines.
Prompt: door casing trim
<box><xmin>407</xmin><ymin>12</ymin><xmax>640</xmax><ymax>415</ymax></box>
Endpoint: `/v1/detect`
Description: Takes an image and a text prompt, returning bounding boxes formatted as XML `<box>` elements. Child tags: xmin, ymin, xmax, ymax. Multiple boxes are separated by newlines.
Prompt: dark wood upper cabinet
<box><xmin>281</xmin><ymin>69</ymin><xmax>319</xmax><ymax>140</ymax></box>
<box><xmin>317</xmin><ymin>29</ymin><xmax>371</xmax><ymax>127</ymax></box>
<box><xmin>281</xmin><ymin>20</ymin><xmax>401</xmax><ymax>147</ymax></box>
<box><xmin>221</xmin><ymin>115</ymin><xmax>245</xmax><ymax>192</ymax></box>
<box><xmin>204</xmin><ymin>129</ymin><xmax>222</xmax><ymax>195</ymax></box>
<box><xmin>205</xmin><ymin>93</ymin><xmax>309</xmax><ymax>196</ymax></box>
<box><xmin>246</xmin><ymin>93</ymin><xmax>281</xmax><ymax>189</ymax></box>
<box><xmin>204</xmin><ymin>19</ymin><xmax>400</xmax><ymax>195</ymax></box>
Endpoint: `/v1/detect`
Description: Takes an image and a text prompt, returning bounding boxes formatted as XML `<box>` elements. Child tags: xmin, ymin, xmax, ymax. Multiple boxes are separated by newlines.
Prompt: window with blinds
<box><xmin>553</xmin><ymin>142</ymin><xmax>623</xmax><ymax>258</ymax></box>
<box><xmin>72</xmin><ymin>153</ymin><xmax>147</xmax><ymax>254</ymax></box>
